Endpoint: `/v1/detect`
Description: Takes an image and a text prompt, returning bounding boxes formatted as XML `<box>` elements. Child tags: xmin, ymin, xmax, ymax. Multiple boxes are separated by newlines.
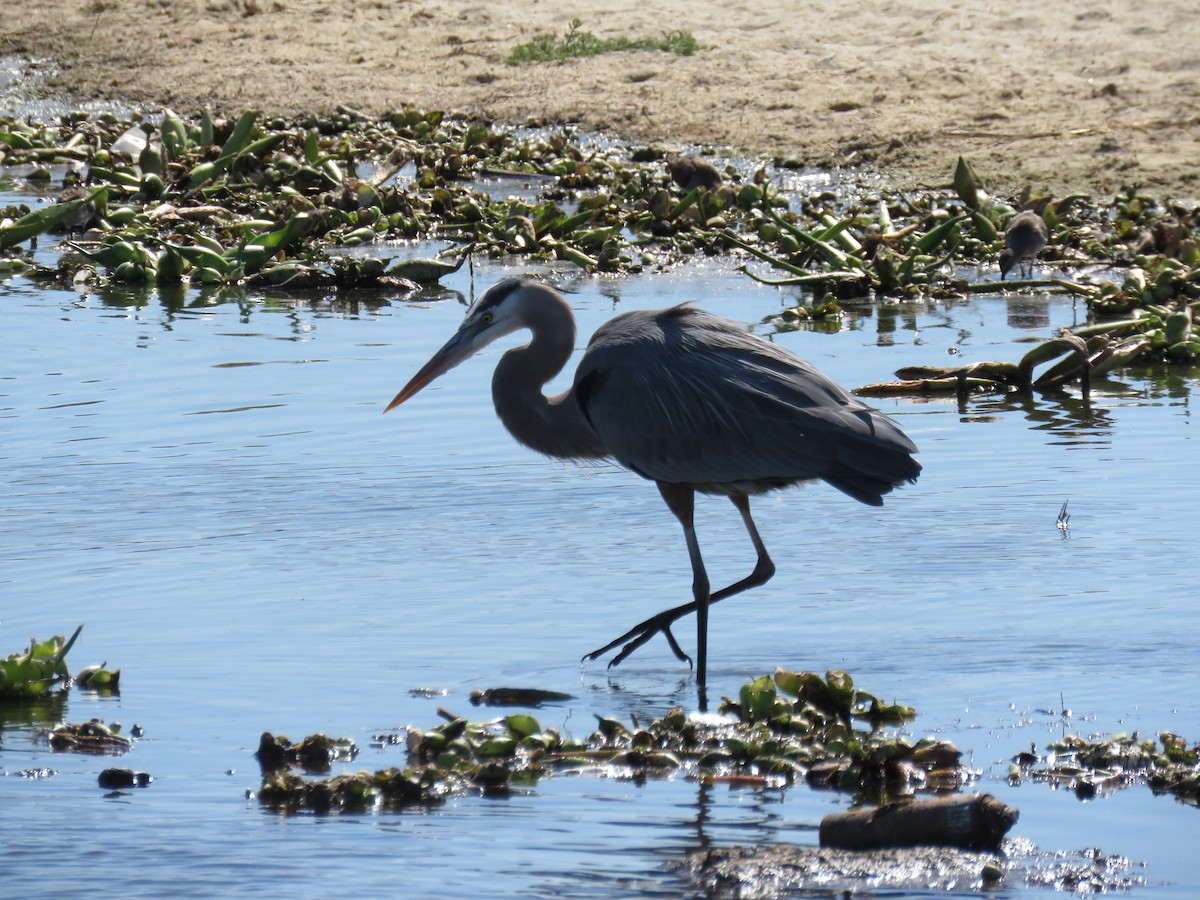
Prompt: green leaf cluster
<box><xmin>0</xmin><ymin>625</ymin><xmax>83</xmax><ymax>699</ymax></box>
<box><xmin>505</xmin><ymin>19</ymin><xmax>705</xmax><ymax>65</ymax></box>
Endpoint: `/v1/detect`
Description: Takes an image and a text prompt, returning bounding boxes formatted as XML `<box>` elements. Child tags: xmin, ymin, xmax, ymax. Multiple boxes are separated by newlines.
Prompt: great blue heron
<box><xmin>999</xmin><ymin>210</ymin><xmax>1048</xmax><ymax>280</ymax></box>
<box><xmin>386</xmin><ymin>276</ymin><xmax>921</xmax><ymax>701</ymax></box>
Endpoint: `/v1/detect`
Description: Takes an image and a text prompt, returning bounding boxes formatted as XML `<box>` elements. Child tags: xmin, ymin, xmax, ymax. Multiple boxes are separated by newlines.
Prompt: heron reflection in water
<box><xmin>387</xmin><ymin>277</ymin><xmax>921</xmax><ymax>705</ymax></box>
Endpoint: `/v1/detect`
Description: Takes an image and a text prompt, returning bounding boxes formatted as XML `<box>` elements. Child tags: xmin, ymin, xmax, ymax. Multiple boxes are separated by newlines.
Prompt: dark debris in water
<box><xmin>47</xmin><ymin>718</ymin><xmax>133</xmax><ymax>755</ymax></box>
<box><xmin>819</xmin><ymin>792</ymin><xmax>1017</xmax><ymax>852</ymax></box>
<box><xmin>255</xmin><ymin>731</ymin><xmax>360</xmax><ymax>774</ymax></box>
<box><xmin>256</xmin><ymin>767</ymin><xmax>455</xmax><ymax>814</ymax></box>
<box><xmin>98</xmin><ymin>767</ymin><xmax>152</xmax><ymax>789</ymax></box>
<box><xmin>1012</xmin><ymin>730</ymin><xmax>1200</xmax><ymax>807</ymax></box>
<box><xmin>674</xmin><ymin>837</ymin><xmax>1147</xmax><ymax>896</ymax></box>
<box><xmin>468</xmin><ymin>686</ymin><xmax>575</xmax><ymax>707</ymax></box>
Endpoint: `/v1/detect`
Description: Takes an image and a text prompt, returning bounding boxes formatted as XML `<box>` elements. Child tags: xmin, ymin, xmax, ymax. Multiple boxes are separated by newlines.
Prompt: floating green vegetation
<box><xmin>505</xmin><ymin>19</ymin><xmax>706</xmax><ymax>65</ymax></box>
<box><xmin>0</xmin><ymin>625</ymin><xmax>120</xmax><ymax>699</ymax></box>
<box><xmin>1</xmin><ymin>108</ymin><xmax>1198</xmax><ymax>392</ymax></box>
<box><xmin>253</xmin><ymin>669</ymin><xmax>973</xmax><ymax>814</ymax></box>
<box><xmin>0</xmin><ymin>626</ymin><xmax>82</xmax><ymax>698</ymax></box>
<box><xmin>1012</xmin><ymin>730</ymin><xmax>1200</xmax><ymax>807</ymax></box>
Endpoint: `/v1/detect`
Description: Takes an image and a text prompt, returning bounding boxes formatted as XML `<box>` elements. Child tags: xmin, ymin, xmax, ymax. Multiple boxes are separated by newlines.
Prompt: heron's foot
<box><xmin>582</xmin><ymin>608</ymin><xmax>694</xmax><ymax>670</ymax></box>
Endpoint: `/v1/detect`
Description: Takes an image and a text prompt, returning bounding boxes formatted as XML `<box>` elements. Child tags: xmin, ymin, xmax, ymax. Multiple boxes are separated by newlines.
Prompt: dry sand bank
<box><xmin>3</xmin><ymin>0</ymin><xmax>1198</xmax><ymax>197</ymax></box>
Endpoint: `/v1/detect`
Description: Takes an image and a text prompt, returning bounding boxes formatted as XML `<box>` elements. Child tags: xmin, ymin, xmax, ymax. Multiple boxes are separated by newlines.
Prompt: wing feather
<box><xmin>575</xmin><ymin>306</ymin><xmax>920</xmax><ymax>503</ymax></box>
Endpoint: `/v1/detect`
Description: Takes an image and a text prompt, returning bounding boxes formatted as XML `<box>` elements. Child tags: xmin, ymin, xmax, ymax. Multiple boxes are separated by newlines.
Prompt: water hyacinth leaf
<box><xmin>159</xmin><ymin>110</ymin><xmax>189</xmax><ymax>162</ymax></box>
<box><xmin>75</xmin><ymin>664</ymin><xmax>121</xmax><ymax>689</ymax></box>
<box><xmin>0</xmin><ymin>187</ymin><xmax>108</xmax><ymax>249</ymax></box>
<box><xmin>221</xmin><ymin>110</ymin><xmax>259</xmax><ymax>159</ymax></box>
<box><xmin>304</xmin><ymin>130</ymin><xmax>321</xmax><ymax>167</ymax></box>
<box><xmin>187</xmin><ymin>160</ymin><xmax>223</xmax><ymax>188</ymax></box>
<box><xmin>739</xmin><ymin>675</ymin><xmax>776</xmax><ymax>722</ymax></box>
<box><xmin>547</xmin><ymin>208</ymin><xmax>594</xmax><ymax>238</ymax></box>
<box><xmin>970</xmin><ymin>210</ymin><xmax>997</xmax><ymax>243</ymax></box>
<box><xmin>188</xmin><ymin>117</ymin><xmax>278</xmax><ymax>189</ymax></box>
<box><xmin>139</xmin><ymin>141</ymin><xmax>164</xmax><ymax>178</ymax></box>
<box><xmin>952</xmin><ymin>156</ymin><xmax>989</xmax><ymax>210</ymax></box>
<box><xmin>230</xmin><ymin>212</ymin><xmax>315</xmax><ymax>272</ymax></box>
<box><xmin>913</xmin><ymin>213</ymin><xmax>965</xmax><ymax>254</ymax></box>
<box><xmin>1033</xmin><ymin>336</ymin><xmax>1105</xmax><ymax>388</ymax></box>
<box><xmin>87</xmin><ymin>164</ymin><xmax>142</xmax><ymax>190</ymax></box>
<box><xmin>0</xmin><ymin>130</ymin><xmax>35</xmax><ymax>150</ymax></box>
<box><xmin>505</xmin><ymin>714</ymin><xmax>541</xmax><ymax>739</ymax></box>
<box><xmin>463</xmin><ymin>123</ymin><xmax>489</xmax><ymax>150</ymax></box>
<box><xmin>790</xmin><ymin>670</ymin><xmax>849</xmax><ymax>717</ymax></box>
<box><xmin>1018</xmin><ymin>338</ymin><xmax>1073</xmax><ymax>372</ymax></box>
<box><xmin>1165</xmin><ymin>310</ymin><xmax>1192</xmax><ymax>344</ymax></box>
<box><xmin>868</xmin><ymin>699</ymin><xmax>917</xmax><ymax>724</ymax></box>
<box><xmin>773</xmin><ymin>667</ymin><xmax>803</xmax><ymax>697</ymax></box>
<box><xmin>197</xmin><ymin>109</ymin><xmax>215</xmax><ymax>148</ymax></box>
<box><xmin>825</xmin><ymin>670</ymin><xmax>855</xmax><ymax>703</ymax></box>
<box><xmin>168</xmin><ymin>242</ymin><xmax>235</xmax><ymax>277</ymax></box>
<box><xmin>670</xmin><ymin>187</ymin><xmax>702</xmax><ymax>220</ymax></box>
<box><xmin>0</xmin><ymin>257</ymin><xmax>33</xmax><ymax>275</ymax></box>
<box><xmin>476</xmin><ymin>737</ymin><xmax>517</xmax><ymax>758</ymax></box>
<box><xmin>0</xmin><ymin>625</ymin><xmax>84</xmax><ymax>698</ymax></box>
<box><xmin>1089</xmin><ymin>337</ymin><xmax>1150</xmax><ymax>377</ymax></box>
<box><xmin>816</xmin><ymin>214</ymin><xmax>861</xmax><ymax>253</ymax></box>
<box><xmin>873</xmin><ymin>244</ymin><xmax>899</xmax><ymax>292</ymax></box>
<box><xmin>763</xmin><ymin>206</ymin><xmax>856</xmax><ymax>269</ymax></box>
<box><xmin>877</xmin><ymin>200</ymin><xmax>893</xmax><ymax>234</ymax></box>
<box><xmin>155</xmin><ymin>244</ymin><xmax>186</xmax><ymax>282</ymax></box>
<box><xmin>236</xmin><ymin>133</ymin><xmax>286</xmax><ymax>162</ymax></box>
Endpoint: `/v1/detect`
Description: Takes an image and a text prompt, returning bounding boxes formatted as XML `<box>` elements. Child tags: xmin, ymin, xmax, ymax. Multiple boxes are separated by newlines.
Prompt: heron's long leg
<box><xmin>582</xmin><ymin>492</ymin><xmax>776</xmax><ymax>684</ymax></box>
<box><xmin>657</xmin><ymin>483</ymin><xmax>711</xmax><ymax>689</ymax></box>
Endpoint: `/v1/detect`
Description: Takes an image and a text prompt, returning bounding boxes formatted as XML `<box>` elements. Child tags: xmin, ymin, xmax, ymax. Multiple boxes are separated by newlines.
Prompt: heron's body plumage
<box><xmin>387</xmin><ymin>276</ymin><xmax>921</xmax><ymax>704</ymax></box>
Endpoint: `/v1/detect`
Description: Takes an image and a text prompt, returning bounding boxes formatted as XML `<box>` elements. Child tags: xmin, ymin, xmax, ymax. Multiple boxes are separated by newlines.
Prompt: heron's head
<box><xmin>385</xmin><ymin>276</ymin><xmax>533</xmax><ymax>412</ymax></box>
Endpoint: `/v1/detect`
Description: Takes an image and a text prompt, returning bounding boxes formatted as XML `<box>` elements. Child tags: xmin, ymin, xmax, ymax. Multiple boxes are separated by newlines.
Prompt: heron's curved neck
<box><xmin>492</xmin><ymin>289</ymin><xmax>607</xmax><ymax>460</ymax></box>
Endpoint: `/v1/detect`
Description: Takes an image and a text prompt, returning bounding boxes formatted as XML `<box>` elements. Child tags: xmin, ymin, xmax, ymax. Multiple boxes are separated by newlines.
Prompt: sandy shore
<box><xmin>3</xmin><ymin>0</ymin><xmax>1198</xmax><ymax>197</ymax></box>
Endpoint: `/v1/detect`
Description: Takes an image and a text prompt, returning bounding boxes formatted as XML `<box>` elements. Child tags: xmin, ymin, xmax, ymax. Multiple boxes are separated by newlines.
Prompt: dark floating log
<box><xmin>98</xmin><ymin>767</ymin><xmax>152</xmax><ymax>789</ymax></box>
<box><xmin>819</xmin><ymin>792</ymin><xmax>1018</xmax><ymax>852</ymax></box>
<box><xmin>469</xmin><ymin>687</ymin><xmax>575</xmax><ymax>707</ymax></box>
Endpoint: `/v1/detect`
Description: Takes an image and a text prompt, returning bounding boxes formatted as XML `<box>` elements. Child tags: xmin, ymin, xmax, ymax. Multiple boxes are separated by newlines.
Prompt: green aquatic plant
<box><xmin>0</xmin><ymin>187</ymin><xmax>108</xmax><ymax>249</ymax></box>
<box><xmin>0</xmin><ymin>626</ymin><xmax>83</xmax><ymax>699</ymax></box>
<box><xmin>505</xmin><ymin>19</ymin><xmax>705</xmax><ymax>65</ymax></box>
<box><xmin>0</xmin><ymin>625</ymin><xmax>122</xmax><ymax>700</ymax></box>
<box><xmin>254</xmin><ymin>669</ymin><xmax>959</xmax><ymax>813</ymax></box>
<box><xmin>1012</xmin><ymin>730</ymin><xmax>1200</xmax><ymax>806</ymax></box>
<box><xmin>3</xmin><ymin>106</ymin><xmax>1198</xmax><ymax>384</ymax></box>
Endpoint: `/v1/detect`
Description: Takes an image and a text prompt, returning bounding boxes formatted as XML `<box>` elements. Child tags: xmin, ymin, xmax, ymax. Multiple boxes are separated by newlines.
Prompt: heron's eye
<box><xmin>480</xmin><ymin>312</ymin><xmax>494</xmax><ymax>325</ymax></box>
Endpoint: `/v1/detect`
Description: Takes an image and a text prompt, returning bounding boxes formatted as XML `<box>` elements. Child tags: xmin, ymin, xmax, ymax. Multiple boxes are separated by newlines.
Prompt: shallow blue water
<box><xmin>2</xmin><ymin>229</ymin><xmax>1198</xmax><ymax>897</ymax></box>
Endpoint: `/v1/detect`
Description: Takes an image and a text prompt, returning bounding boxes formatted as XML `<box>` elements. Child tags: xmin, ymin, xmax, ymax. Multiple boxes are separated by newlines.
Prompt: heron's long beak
<box><xmin>384</xmin><ymin>329</ymin><xmax>477</xmax><ymax>413</ymax></box>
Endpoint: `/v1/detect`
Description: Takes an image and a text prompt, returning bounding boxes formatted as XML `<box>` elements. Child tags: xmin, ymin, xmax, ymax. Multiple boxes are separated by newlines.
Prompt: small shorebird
<box><xmin>666</xmin><ymin>153</ymin><xmax>723</xmax><ymax>191</ymax></box>
<box><xmin>999</xmin><ymin>210</ymin><xmax>1048</xmax><ymax>280</ymax></box>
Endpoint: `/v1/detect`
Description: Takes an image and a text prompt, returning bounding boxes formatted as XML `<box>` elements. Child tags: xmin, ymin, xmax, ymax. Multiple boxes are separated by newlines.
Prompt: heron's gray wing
<box><xmin>574</xmin><ymin>306</ymin><xmax>920</xmax><ymax>505</ymax></box>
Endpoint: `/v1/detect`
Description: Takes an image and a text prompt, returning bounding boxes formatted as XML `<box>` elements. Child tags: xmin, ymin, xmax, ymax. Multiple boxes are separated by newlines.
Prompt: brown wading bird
<box><xmin>999</xmin><ymin>209</ymin><xmax>1049</xmax><ymax>280</ymax></box>
<box><xmin>665</xmin><ymin>153</ymin><xmax>723</xmax><ymax>191</ymax></box>
<box><xmin>386</xmin><ymin>277</ymin><xmax>921</xmax><ymax>705</ymax></box>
